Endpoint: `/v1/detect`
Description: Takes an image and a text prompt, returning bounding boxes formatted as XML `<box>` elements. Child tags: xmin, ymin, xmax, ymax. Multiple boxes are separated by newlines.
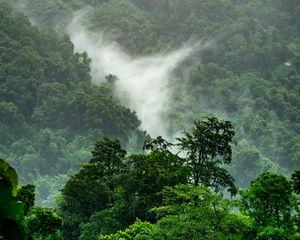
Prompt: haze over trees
<box><xmin>1</xmin><ymin>0</ymin><xmax>300</xmax><ymax>239</ymax></box>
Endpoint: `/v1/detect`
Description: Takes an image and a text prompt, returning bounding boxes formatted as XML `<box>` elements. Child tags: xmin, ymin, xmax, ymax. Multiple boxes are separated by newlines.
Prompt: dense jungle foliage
<box><xmin>0</xmin><ymin>159</ymin><xmax>63</xmax><ymax>240</ymax></box>
<box><xmin>0</xmin><ymin>1</ymin><xmax>147</xmax><ymax>207</ymax></box>
<box><xmin>1</xmin><ymin>0</ymin><xmax>300</xmax><ymax>239</ymax></box>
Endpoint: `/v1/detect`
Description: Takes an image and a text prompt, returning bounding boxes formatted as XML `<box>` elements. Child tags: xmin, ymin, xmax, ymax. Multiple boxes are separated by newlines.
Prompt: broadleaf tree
<box><xmin>176</xmin><ymin>117</ymin><xmax>238</xmax><ymax>196</ymax></box>
<box><xmin>239</xmin><ymin>172</ymin><xmax>299</xmax><ymax>237</ymax></box>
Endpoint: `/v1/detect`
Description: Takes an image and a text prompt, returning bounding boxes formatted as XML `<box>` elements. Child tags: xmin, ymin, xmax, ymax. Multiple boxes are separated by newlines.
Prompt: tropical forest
<box><xmin>1</xmin><ymin>0</ymin><xmax>300</xmax><ymax>239</ymax></box>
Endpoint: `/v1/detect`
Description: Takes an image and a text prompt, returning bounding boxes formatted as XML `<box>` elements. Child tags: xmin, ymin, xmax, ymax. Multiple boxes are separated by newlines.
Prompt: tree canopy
<box><xmin>1</xmin><ymin>0</ymin><xmax>300</xmax><ymax>238</ymax></box>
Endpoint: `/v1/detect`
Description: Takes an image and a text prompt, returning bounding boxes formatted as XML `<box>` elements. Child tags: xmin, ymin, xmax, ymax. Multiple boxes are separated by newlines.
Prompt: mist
<box><xmin>67</xmin><ymin>25</ymin><xmax>211</xmax><ymax>139</ymax></box>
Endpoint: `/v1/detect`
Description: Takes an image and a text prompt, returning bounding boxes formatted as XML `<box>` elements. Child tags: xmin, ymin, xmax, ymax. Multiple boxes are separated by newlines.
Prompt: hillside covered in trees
<box><xmin>1</xmin><ymin>0</ymin><xmax>300</xmax><ymax>239</ymax></box>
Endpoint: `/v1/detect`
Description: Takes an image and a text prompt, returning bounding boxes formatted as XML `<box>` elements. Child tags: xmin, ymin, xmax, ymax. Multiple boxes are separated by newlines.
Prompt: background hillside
<box><xmin>1</xmin><ymin>0</ymin><xmax>300</xmax><ymax>221</ymax></box>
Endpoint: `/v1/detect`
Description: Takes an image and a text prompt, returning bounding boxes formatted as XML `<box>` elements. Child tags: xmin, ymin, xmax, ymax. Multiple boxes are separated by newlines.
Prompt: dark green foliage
<box><xmin>0</xmin><ymin>218</ymin><xmax>24</xmax><ymax>240</ymax></box>
<box><xmin>0</xmin><ymin>158</ymin><xmax>63</xmax><ymax>240</ymax></box>
<box><xmin>25</xmin><ymin>206</ymin><xmax>63</xmax><ymax>239</ymax></box>
<box><xmin>90</xmin><ymin>137</ymin><xmax>127</xmax><ymax>203</ymax></box>
<box><xmin>123</xmin><ymin>150</ymin><xmax>189</xmax><ymax>222</ymax></box>
<box><xmin>0</xmin><ymin>180</ymin><xmax>13</xmax><ymax>224</ymax></box>
<box><xmin>58</xmin><ymin>137</ymin><xmax>182</xmax><ymax>239</ymax></box>
<box><xmin>176</xmin><ymin>117</ymin><xmax>238</xmax><ymax>195</ymax></box>
<box><xmin>0</xmin><ymin>159</ymin><xmax>24</xmax><ymax>240</ymax></box>
<box><xmin>57</xmin><ymin>118</ymin><xmax>236</xmax><ymax>239</ymax></box>
<box><xmin>57</xmin><ymin>163</ymin><xmax>109</xmax><ymax>239</ymax></box>
<box><xmin>0</xmin><ymin>1</ymin><xmax>142</xmax><ymax>206</ymax></box>
<box><xmin>16</xmin><ymin>183</ymin><xmax>36</xmax><ymax>216</ymax></box>
<box><xmin>143</xmin><ymin>135</ymin><xmax>175</xmax><ymax>152</ymax></box>
<box><xmin>1</xmin><ymin>0</ymin><xmax>300</xmax><ymax>203</ymax></box>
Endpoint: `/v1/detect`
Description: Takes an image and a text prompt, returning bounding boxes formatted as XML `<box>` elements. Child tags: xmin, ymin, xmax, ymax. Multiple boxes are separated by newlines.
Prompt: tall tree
<box><xmin>176</xmin><ymin>117</ymin><xmax>238</xmax><ymax>196</ymax></box>
<box><xmin>90</xmin><ymin>137</ymin><xmax>127</xmax><ymax>203</ymax></box>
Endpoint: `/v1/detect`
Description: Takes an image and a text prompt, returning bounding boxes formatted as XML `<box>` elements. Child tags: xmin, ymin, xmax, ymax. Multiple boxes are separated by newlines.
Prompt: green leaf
<box><xmin>0</xmin><ymin>159</ymin><xmax>19</xmax><ymax>197</ymax></box>
<box><xmin>8</xmin><ymin>200</ymin><xmax>25</xmax><ymax>223</ymax></box>
<box><xmin>0</xmin><ymin>218</ymin><xmax>25</xmax><ymax>240</ymax></box>
<box><xmin>0</xmin><ymin>179</ymin><xmax>12</xmax><ymax>224</ymax></box>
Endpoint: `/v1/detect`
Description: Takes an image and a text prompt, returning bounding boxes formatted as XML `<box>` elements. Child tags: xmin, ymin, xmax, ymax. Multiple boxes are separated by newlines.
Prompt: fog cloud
<box><xmin>67</xmin><ymin>19</ymin><xmax>211</xmax><ymax>139</ymax></box>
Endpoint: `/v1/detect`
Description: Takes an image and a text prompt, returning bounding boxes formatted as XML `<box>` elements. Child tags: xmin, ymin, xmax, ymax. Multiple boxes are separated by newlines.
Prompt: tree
<box><xmin>57</xmin><ymin>163</ymin><xmax>109</xmax><ymax>240</ymax></box>
<box><xmin>176</xmin><ymin>117</ymin><xmax>238</xmax><ymax>196</ymax></box>
<box><xmin>16</xmin><ymin>183</ymin><xmax>35</xmax><ymax>216</ymax></box>
<box><xmin>98</xmin><ymin>218</ymin><xmax>155</xmax><ymax>240</ymax></box>
<box><xmin>57</xmin><ymin>136</ymin><xmax>189</xmax><ymax>239</ymax></box>
<box><xmin>239</xmin><ymin>172</ymin><xmax>297</xmax><ymax>233</ymax></box>
<box><xmin>150</xmin><ymin>184</ymin><xmax>250</xmax><ymax>239</ymax></box>
<box><xmin>24</xmin><ymin>206</ymin><xmax>63</xmax><ymax>239</ymax></box>
<box><xmin>105</xmin><ymin>74</ymin><xmax>119</xmax><ymax>88</ymax></box>
<box><xmin>79</xmin><ymin>209</ymin><xmax>124</xmax><ymax>240</ymax></box>
<box><xmin>90</xmin><ymin>137</ymin><xmax>127</xmax><ymax>204</ymax></box>
<box><xmin>57</xmin><ymin>138</ymin><xmax>127</xmax><ymax>239</ymax></box>
<box><xmin>99</xmin><ymin>184</ymin><xmax>251</xmax><ymax>240</ymax></box>
<box><xmin>255</xmin><ymin>225</ymin><xmax>292</xmax><ymax>240</ymax></box>
<box><xmin>119</xmin><ymin>145</ymin><xmax>189</xmax><ymax>223</ymax></box>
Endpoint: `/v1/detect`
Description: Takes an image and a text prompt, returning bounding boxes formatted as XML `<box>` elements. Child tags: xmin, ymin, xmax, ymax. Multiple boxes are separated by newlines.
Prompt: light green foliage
<box><xmin>255</xmin><ymin>225</ymin><xmax>292</xmax><ymax>240</ymax></box>
<box><xmin>0</xmin><ymin>159</ymin><xmax>18</xmax><ymax>196</ymax></box>
<box><xmin>149</xmin><ymin>184</ymin><xmax>249</xmax><ymax>239</ymax></box>
<box><xmin>99</xmin><ymin>184</ymin><xmax>250</xmax><ymax>240</ymax></box>
<box><xmin>239</xmin><ymin>172</ymin><xmax>297</xmax><ymax>232</ymax></box>
<box><xmin>99</xmin><ymin>218</ymin><xmax>154</xmax><ymax>240</ymax></box>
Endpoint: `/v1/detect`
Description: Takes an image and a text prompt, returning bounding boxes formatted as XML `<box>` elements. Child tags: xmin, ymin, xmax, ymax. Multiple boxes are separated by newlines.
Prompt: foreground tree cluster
<box><xmin>55</xmin><ymin>117</ymin><xmax>237</xmax><ymax>239</ymax></box>
<box><xmin>3</xmin><ymin>117</ymin><xmax>300</xmax><ymax>239</ymax></box>
<box><xmin>51</xmin><ymin>118</ymin><xmax>300</xmax><ymax>240</ymax></box>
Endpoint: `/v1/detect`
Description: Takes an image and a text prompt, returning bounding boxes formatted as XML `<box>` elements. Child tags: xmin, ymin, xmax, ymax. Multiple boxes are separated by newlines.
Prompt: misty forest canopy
<box><xmin>0</xmin><ymin>0</ymin><xmax>300</xmax><ymax>239</ymax></box>
<box><xmin>0</xmin><ymin>0</ymin><xmax>146</xmax><ymax>205</ymax></box>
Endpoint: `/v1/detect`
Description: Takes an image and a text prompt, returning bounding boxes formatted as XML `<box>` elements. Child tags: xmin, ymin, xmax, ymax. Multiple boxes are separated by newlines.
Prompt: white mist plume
<box><xmin>67</xmin><ymin>17</ymin><xmax>211</xmax><ymax>139</ymax></box>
